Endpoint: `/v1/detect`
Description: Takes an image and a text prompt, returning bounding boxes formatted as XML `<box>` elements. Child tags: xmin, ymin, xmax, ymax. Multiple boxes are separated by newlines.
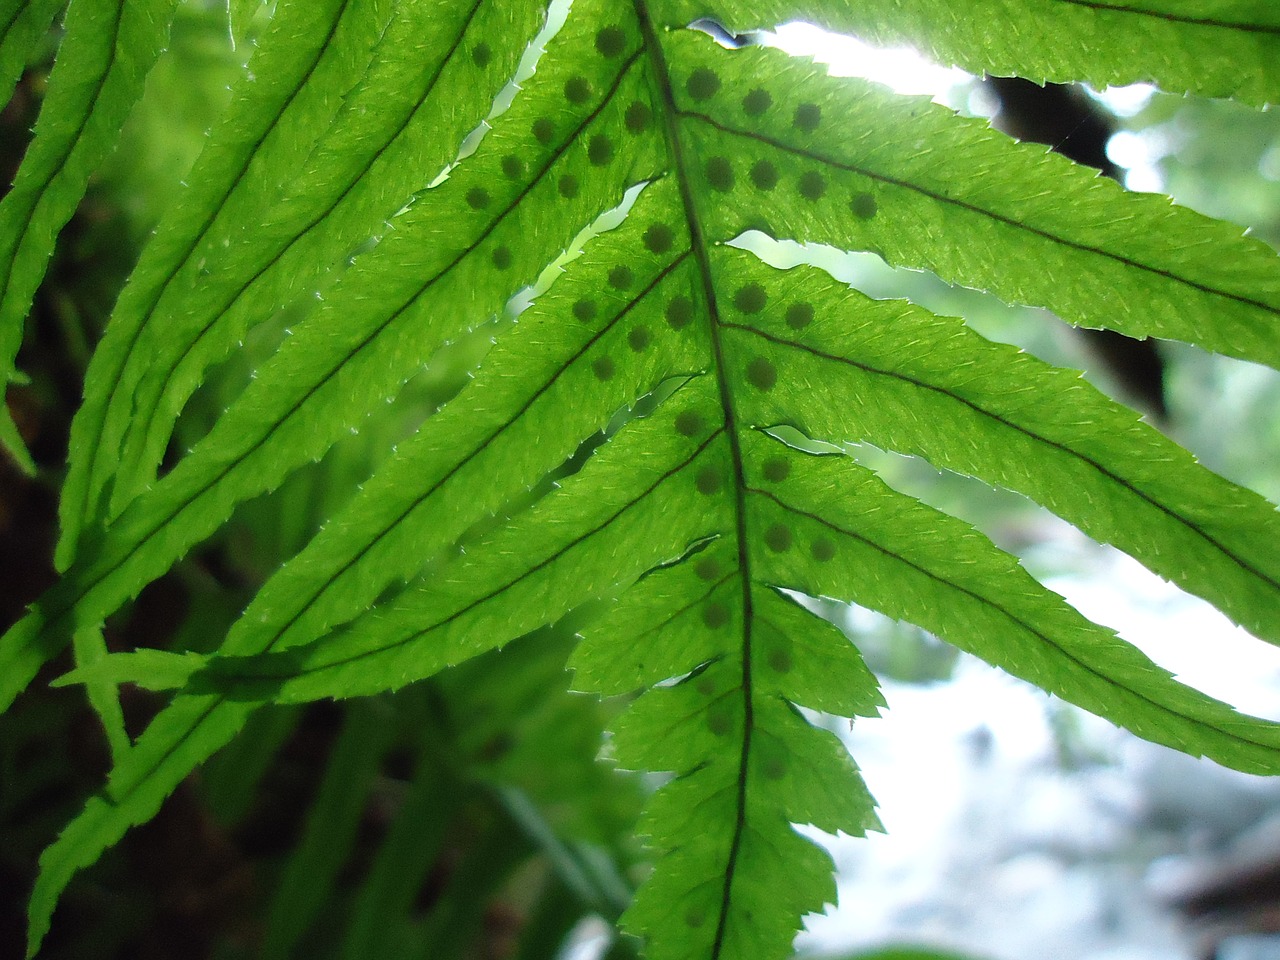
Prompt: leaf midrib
<box><xmin>0</xmin><ymin>6</ymin><xmax>24</xmax><ymax>48</ymax></box>
<box><xmin>635</xmin><ymin>3</ymin><xmax>758</xmax><ymax>956</ymax></box>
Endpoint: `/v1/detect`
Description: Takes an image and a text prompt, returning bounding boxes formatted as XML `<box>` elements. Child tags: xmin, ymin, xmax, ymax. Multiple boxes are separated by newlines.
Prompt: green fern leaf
<box><xmin>0</xmin><ymin>1</ymin><xmax>63</xmax><ymax>117</ymax></box>
<box><xmin>56</xmin><ymin>0</ymin><xmax>400</xmax><ymax>561</ymax></box>
<box><xmin>0</xmin><ymin>0</ymin><xmax>179</xmax><ymax>473</ymax></box>
<box><xmin>682</xmin><ymin>0</ymin><xmax>1280</xmax><ymax>106</ymax></box>
<box><xmin>5</xmin><ymin>1</ymin><xmax>1280</xmax><ymax>958</ymax></box>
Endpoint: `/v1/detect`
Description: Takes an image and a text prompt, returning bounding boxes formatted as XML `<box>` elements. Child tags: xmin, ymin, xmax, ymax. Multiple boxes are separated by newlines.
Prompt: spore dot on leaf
<box><xmin>573</xmin><ymin>299</ymin><xmax>597</xmax><ymax>322</ymax></box>
<box><xmin>564</xmin><ymin>76</ymin><xmax>591</xmax><ymax>103</ymax></box>
<box><xmin>733</xmin><ymin>283</ymin><xmax>767</xmax><ymax>314</ymax></box>
<box><xmin>746</xmin><ymin>357</ymin><xmax>777</xmax><ymax>391</ymax></box>
<box><xmin>695</xmin><ymin>557</ymin><xmax>720</xmax><ymax>581</ymax></box>
<box><xmin>608</xmin><ymin>265</ymin><xmax>633</xmax><ymax>289</ymax></box>
<box><xmin>588</xmin><ymin>134</ymin><xmax>614</xmax><ymax>166</ymax></box>
<box><xmin>749</xmin><ymin>160</ymin><xmax>778</xmax><ymax>191</ymax></box>
<box><xmin>666</xmin><ymin>295</ymin><xmax>694</xmax><ymax>329</ymax></box>
<box><xmin>768</xmin><ymin>646</ymin><xmax>793</xmax><ymax>673</ymax></box>
<box><xmin>705</xmin><ymin>156</ymin><xmax>733</xmax><ymax>192</ymax></box>
<box><xmin>492</xmin><ymin>246</ymin><xmax>512</xmax><ymax>270</ymax></box>
<box><xmin>798</xmin><ymin>170</ymin><xmax>826</xmax><ymax>200</ymax></box>
<box><xmin>696</xmin><ymin>675</ymin><xmax>716</xmax><ymax>697</ymax></box>
<box><xmin>794</xmin><ymin>102</ymin><xmax>821</xmax><ymax>131</ymax></box>
<box><xmin>558</xmin><ymin>174</ymin><xmax>580</xmax><ymax>198</ymax></box>
<box><xmin>706</xmin><ymin>702</ymin><xmax>733</xmax><ymax>734</ymax></box>
<box><xmin>595</xmin><ymin>25</ymin><xmax>625</xmax><ymax>57</ymax></box>
<box><xmin>742</xmin><ymin>88</ymin><xmax>772</xmax><ymax>115</ymax></box>
<box><xmin>765</xmin><ymin>523</ymin><xmax>792</xmax><ymax>552</ymax></box>
<box><xmin>592</xmin><ymin>357</ymin><xmax>615</xmax><ymax>381</ymax></box>
<box><xmin>687</xmin><ymin>67</ymin><xmax>721</xmax><ymax>100</ymax></box>
<box><xmin>811</xmin><ymin>537</ymin><xmax>836</xmax><ymax>562</ymax></box>
<box><xmin>851</xmin><ymin>192</ymin><xmax>877</xmax><ymax>219</ymax></box>
<box><xmin>532</xmin><ymin>117</ymin><xmax>555</xmax><ymax>144</ymax></box>
<box><xmin>470</xmin><ymin>42</ymin><xmax>492</xmax><ymax>68</ymax></box>
<box><xmin>763</xmin><ymin>754</ymin><xmax>787</xmax><ymax>780</ymax></box>
<box><xmin>644</xmin><ymin>223</ymin><xmax>673</xmax><ymax>254</ymax></box>
<box><xmin>786</xmin><ymin>302</ymin><xmax>814</xmax><ymax>329</ymax></box>
<box><xmin>675</xmin><ymin>410</ymin><xmax>704</xmax><ymax>437</ymax></box>
<box><xmin>501</xmin><ymin>155</ymin><xmax>524</xmax><ymax>180</ymax></box>
<box><xmin>465</xmin><ymin>187</ymin><xmax>490</xmax><ymax>210</ymax></box>
<box><xmin>685</xmin><ymin>907</ymin><xmax>707</xmax><ymax>929</ymax></box>
<box><xmin>628</xmin><ymin>327</ymin><xmax>650</xmax><ymax>352</ymax></box>
<box><xmin>695</xmin><ymin>466</ymin><xmax>722</xmax><ymax>495</ymax></box>
<box><xmin>763</xmin><ymin>457</ymin><xmax>790</xmax><ymax>483</ymax></box>
<box><xmin>703</xmin><ymin>601</ymin><xmax>729</xmax><ymax>629</ymax></box>
<box><xmin>625</xmin><ymin>101</ymin><xmax>652</xmax><ymax>133</ymax></box>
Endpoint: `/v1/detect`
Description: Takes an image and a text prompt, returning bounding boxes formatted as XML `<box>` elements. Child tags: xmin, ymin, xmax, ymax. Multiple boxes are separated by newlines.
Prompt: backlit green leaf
<box><xmin>5</xmin><ymin>1</ymin><xmax>1279</xmax><ymax>957</ymax></box>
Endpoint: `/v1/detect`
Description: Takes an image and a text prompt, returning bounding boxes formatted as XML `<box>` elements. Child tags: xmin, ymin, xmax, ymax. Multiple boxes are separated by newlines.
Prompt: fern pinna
<box><xmin>1</xmin><ymin>0</ymin><xmax>1279</xmax><ymax>957</ymax></box>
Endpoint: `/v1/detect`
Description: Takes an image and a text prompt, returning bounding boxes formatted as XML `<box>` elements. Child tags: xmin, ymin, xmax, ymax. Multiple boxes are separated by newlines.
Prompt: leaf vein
<box><xmin>130</xmin><ymin>0</ymin><xmax>491</xmax><ymax>464</ymax></box>
<box><xmin>0</xmin><ymin>1</ymin><xmax>125</xmax><ymax>310</ymax></box>
<box><xmin>211</xmin><ymin>426</ymin><xmax>724</xmax><ymax>684</ymax></box>
<box><xmin>682</xmin><ymin>110</ymin><xmax>1279</xmax><ymax>320</ymax></box>
<box><xmin>1050</xmin><ymin>0</ymin><xmax>1280</xmax><ymax>34</ymax></box>
<box><xmin>75</xmin><ymin>0</ymin><xmax>357</xmax><ymax>524</ymax></box>
<box><xmin>749</xmin><ymin>485</ymin><xmax>1280</xmax><ymax>753</ymax></box>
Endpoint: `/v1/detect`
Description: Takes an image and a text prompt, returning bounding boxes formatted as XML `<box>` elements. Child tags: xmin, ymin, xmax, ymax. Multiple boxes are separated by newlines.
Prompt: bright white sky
<box><xmin>571</xmin><ymin>22</ymin><xmax>1279</xmax><ymax>960</ymax></box>
<box><xmin>769</xmin><ymin>21</ymin><xmax>1167</xmax><ymax>192</ymax></box>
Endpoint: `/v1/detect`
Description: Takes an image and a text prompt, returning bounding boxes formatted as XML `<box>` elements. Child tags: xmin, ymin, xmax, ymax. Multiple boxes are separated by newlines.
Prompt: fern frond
<box><xmin>59</xmin><ymin>0</ymin><xmax>402</xmax><ymax>561</ymax></box>
<box><xmin>8</xmin><ymin>1</ymin><xmax>1280</xmax><ymax>958</ymax></box>
<box><xmin>664</xmin><ymin>34</ymin><xmax>1280</xmax><ymax>368</ymax></box>
<box><xmin>0</xmin><ymin>0</ymin><xmax>178</xmax><ymax>473</ymax></box>
<box><xmin>102</xmin><ymin>0</ymin><xmax>554</xmax><ymax>522</ymax></box>
<box><xmin>714</xmin><ymin>250</ymin><xmax>1280</xmax><ymax>642</ymax></box>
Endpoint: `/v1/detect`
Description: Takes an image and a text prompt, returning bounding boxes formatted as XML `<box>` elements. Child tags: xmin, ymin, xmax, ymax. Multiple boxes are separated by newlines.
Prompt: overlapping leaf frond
<box><xmin>0</xmin><ymin>0</ymin><xmax>178</xmax><ymax>473</ymax></box>
<box><xmin>2</xmin><ymin>0</ymin><xmax>1279</xmax><ymax>958</ymax></box>
<box><xmin>680</xmin><ymin>0</ymin><xmax>1280</xmax><ymax>105</ymax></box>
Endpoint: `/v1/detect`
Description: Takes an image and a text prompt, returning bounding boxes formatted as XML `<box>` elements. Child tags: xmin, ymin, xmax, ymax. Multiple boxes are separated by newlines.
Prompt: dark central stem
<box><xmin>631</xmin><ymin>5</ymin><xmax>755</xmax><ymax>956</ymax></box>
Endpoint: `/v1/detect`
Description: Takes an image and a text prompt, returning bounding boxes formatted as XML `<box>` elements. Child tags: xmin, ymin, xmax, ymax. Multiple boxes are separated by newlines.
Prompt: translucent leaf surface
<box><xmin>0</xmin><ymin>0</ymin><xmax>179</xmax><ymax>471</ymax></box>
<box><xmin>6</xmin><ymin>1</ymin><xmax>1280</xmax><ymax>957</ymax></box>
<box><xmin>0</xmin><ymin>0</ymin><xmax>63</xmax><ymax>116</ymax></box>
<box><xmin>678</xmin><ymin>0</ymin><xmax>1280</xmax><ymax>106</ymax></box>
